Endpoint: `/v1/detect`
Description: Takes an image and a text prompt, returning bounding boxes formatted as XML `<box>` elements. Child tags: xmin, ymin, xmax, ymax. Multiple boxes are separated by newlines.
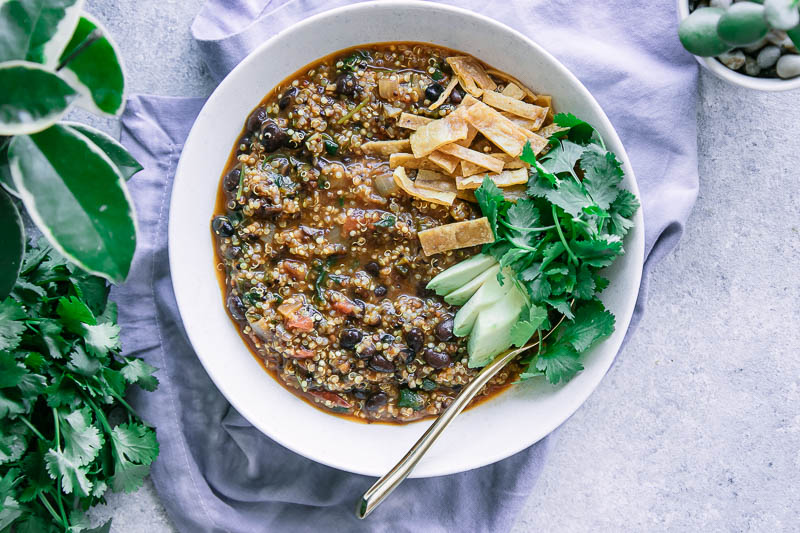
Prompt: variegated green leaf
<box><xmin>65</xmin><ymin>122</ymin><xmax>142</xmax><ymax>180</ymax></box>
<box><xmin>9</xmin><ymin>124</ymin><xmax>137</xmax><ymax>283</ymax></box>
<box><xmin>0</xmin><ymin>61</ymin><xmax>78</xmax><ymax>135</ymax></box>
<box><xmin>0</xmin><ymin>0</ymin><xmax>84</xmax><ymax>65</ymax></box>
<box><xmin>57</xmin><ymin>14</ymin><xmax>124</xmax><ymax>116</ymax></box>
<box><xmin>0</xmin><ymin>189</ymin><xmax>24</xmax><ymax>298</ymax></box>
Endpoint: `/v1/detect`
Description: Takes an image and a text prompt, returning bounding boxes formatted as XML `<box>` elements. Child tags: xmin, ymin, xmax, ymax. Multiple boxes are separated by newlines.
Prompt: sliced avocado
<box><xmin>444</xmin><ymin>264</ymin><xmax>500</xmax><ymax>306</ymax></box>
<box><xmin>467</xmin><ymin>284</ymin><xmax>527</xmax><ymax>368</ymax></box>
<box><xmin>453</xmin><ymin>268</ymin><xmax>513</xmax><ymax>337</ymax></box>
<box><xmin>427</xmin><ymin>254</ymin><xmax>498</xmax><ymax>296</ymax></box>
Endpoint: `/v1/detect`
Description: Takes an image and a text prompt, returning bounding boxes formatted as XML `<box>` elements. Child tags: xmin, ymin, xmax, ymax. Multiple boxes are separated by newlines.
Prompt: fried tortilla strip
<box><xmin>389</xmin><ymin>153</ymin><xmax>440</xmax><ymax>170</ymax></box>
<box><xmin>482</xmin><ymin>90</ymin><xmax>548</xmax><ymax>123</ymax></box>
<box><xmin>447</xmin><ymin>56</ymin><xmax>497</xmax><ymax>97</ymax></box>
<box><xmin>501</xmin><ymin>82</ymin><xmax>526</xmax><ymax>100</ymax></box>
<box><xmin>534</xmin><ymin>94</ymin><xmax>552</xmax><ymax>108</ymax></box>
<box><xmin>418</xmin><ymin>217</ymin><xmax>494</xmax><ymax>256</ymax></box>
<box><xmin>460</xmin><ymin>160</ymin><xmax>484</xmax><ymax>177</ymax></box>
<box><xmin>500</xmin><ymin>110</ymin><xmax>548</xmax><ymax>132</ymax></box>
<box><xmin>410</xmin><ymin>112</ymin><xmax>469</xmax><ymax>157</ymax></box>
<box><xmin>397</xmin><ymin>112</ymin><xmax>433</xmax><ymax>130</ymax></box>
<box><xmin>465</xmin><ymin>100</ymin><xmax>529</xmax><ymax>157</ymax></box>
<box><xmin>361</xmin><ymin>139</ymin><xmax>412</xmax><ymax>156</ymax></box>
<box><xmin>415</xmin><ymin>169</ymin><xmax>457</xmax><ymax>193</ymax></box>
<box><xmin>485</xmin><ymin>68</ymin><xmax>538</xmax><ymax>101</ymax></box>
<box><xmin>428</xmin><ymin>150</ymin><xmax>460</xmax><ymax>174</ymax></box>
<box><xmin>437</xmin><ymin>143</ymin><xmax>504</xmax><ymax>174</ymax></box>
<box><xmin>429</xmin><ymin>76</ymin><xmax>459</xmax><ymax>110</ymax></box>
<box><xmin>537</xmin><ymin>123</ymin><xmax>568</xmax><ymax>139</ymax></box>
<box><xmin>456</xmin><ymin>168</ymin><xmax>528</xmax><ymax>190</ymax></box>
<box><xmin>502</xmin><ymin>185</ymin><xmax>527</xmax><ymax>202</ymax></box>
<box><xmin>463</xmin><ymin>152</ymin><xmax>528</xmax><ymax>172</ymax></box>
<box><xmin>393</xmin><ymin>167</ymin><xmax>455</xmax><ymax>206</ymax></box>
<box><xmin>521</xmin><ymin>130</ymin><xmax>549</xmax><ymax>155</ymax></box>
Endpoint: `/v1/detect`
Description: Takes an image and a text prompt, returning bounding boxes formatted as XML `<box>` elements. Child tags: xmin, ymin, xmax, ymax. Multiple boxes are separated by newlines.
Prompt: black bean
<box><xmin>356</xmin><ymin>342</ymin><xmax>376</xmax><ymax>360</ymax></box>
<box><xmin>353</xmin><ymin>389</ymin><xmax>369</xmax><ymax>400</ymax></box>
<box><xmin>237</xmin><ymin>135</ymin><xmax>251</xmax><ymax>153</ymax></box>
<box><xmin>380</xmin><ymin>334</ymin><xmax>395</xmax><ymax>344</ymax></box>
<box><xmin>435</xmin><ymin>317</ymin><xmax>454</xmax><ymax>342</ymax></box>
<box><xmin>369</xmin><ymin>354</ymin><xmax>395</xmax><ymax>373</ymax></box>
<box><xmin>223</xmin><ymin>168</ymin><xmax>241</xmax><ymax>191</ymax></box>
<box><xmin>339</xmin><ymin>328</ymin><xmax>363</xmax><ymax>349</ymax></box>
<box><xmin>374</xmin><ymin>285</ymin><xmax>387</xmax><ymax>298</ymax></box>
<box><xmin>449</xmin><ymin>86</ymin><xmax>464</xmax><ymax>104</ymax></box>
<box><xmin>278</xmin><ymin>87</ymin><xmax>297</xmax><ymax>110</ymax></box>
<box><xmin>260</xmin><ymin>120</ymin><xmax>286</xmax><ymax>152</ymax></box>
<box><xmin>227</xmin><ymin>294</ymin><xmax>246</xmax><ymax>321</ymax></box>
<box><xmin>284</xmin><ymin>136</ymin><xmax>301</xmax><ymax>150</ymax></box>
<box><xmin>365</xmin><ymin>392</ymin><xmax>388</xmax><ymax>411</ymax></box>
<box><xmin>246</xmin><ymin>107</ymin><xmax>268</xmax><ymax>132</ymax></box>
<box><xmin>401</xmin><ymin>348</ymin><xmax>415</xmax><ymax>364</ymax></box>
<box><xmin>405</xmin><ymin>327</ymin><xmax>424</xmax><ymax>353</ymax></box>
<box><xmin>423</xmin><ymin>348</ymin><xmax>451</xmax><ymax>369</ymax></box>
<box><xmin>365</xmin><ymin>261</ymin><xmax>381</xmax><ymax>276</ymax></box>
<box><xmin>335</xmin><ymin>72</ymin><xmax>357</xmax><ymax>96</ymax></box>
<box><xmin>212</xmin><ymin>216</ymin><xmax>234</xmax><ymax>237</ymax></box>
<box><xmin>425</xmin><ymin>82</ymin><xmax>444</xmax><ymax>101</ymax></box>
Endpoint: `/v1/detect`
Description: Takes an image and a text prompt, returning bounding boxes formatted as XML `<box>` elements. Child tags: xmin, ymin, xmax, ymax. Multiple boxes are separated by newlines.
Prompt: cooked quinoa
<box><xmin>212</xmin><ymin>43</ymin><xmax>524</xmax><ymax>423</ymax></box>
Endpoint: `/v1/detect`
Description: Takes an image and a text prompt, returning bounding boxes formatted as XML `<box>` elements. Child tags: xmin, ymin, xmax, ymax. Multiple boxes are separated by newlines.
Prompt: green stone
<box><xmin>717</xmin><ymin>2</ymin><xmax>770</xmax><ymax>46</ymax></box>
<box><xmin>679</xmin><ymin>8</ymin><xmax>732</xmax><ymax>57</ymax></box>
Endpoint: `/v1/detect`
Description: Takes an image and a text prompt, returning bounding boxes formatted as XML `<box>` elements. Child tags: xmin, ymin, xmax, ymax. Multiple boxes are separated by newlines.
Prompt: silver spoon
<box><xmin>355</xmin><ymin>314</ymin><xmax>567</xmax><ymax>519</ymax></box>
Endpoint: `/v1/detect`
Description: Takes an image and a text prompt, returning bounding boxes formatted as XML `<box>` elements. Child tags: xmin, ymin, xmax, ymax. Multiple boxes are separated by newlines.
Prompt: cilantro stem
<box><xmin>18</xmin><ymin>416</ymin><xmax>47</xmax><ymax>441</ymax></box>
<box><xmin>236</xmin><ymin>165</ymin><xmax>246</xmax><ymax>201</ymax></box>
<box><xmin>499</xmin><ymin>219</ymin><xmax>555</xmax><ymax>233</ymax></box>
<box><xmin>51</xmin><ymin>408</ymin><xmax>70</xmax><ymax>525</ymax></box>
<box><xmin>552</xmin><ymin>205</ymin><xmax>578</xmax><ymax>264</ymax></box>
<box><xmin>38</xmin><ymin>493</ymin><xmax>66</xmax><ymax>527</ymax></box>
<box><xmin>93</xmin><ymin>375</ymin><xmax>138</xmax><ymax>417</ymax></box>
<box><xmin>337</xmin><ymin>96</ymin><xmax>370</xmax><ymax>125</ymax></box>
<box><xmin>53</xmin><ymin>408</ymin><xmax>61</xmax><ymax>450</ymax></box>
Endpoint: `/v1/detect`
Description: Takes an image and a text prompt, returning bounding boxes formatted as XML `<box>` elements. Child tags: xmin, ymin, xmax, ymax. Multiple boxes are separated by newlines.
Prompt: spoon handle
<box><xmin>355</xmin><ymin>342</ymin><xmax>529</xmax><ymax>519</ymax></box>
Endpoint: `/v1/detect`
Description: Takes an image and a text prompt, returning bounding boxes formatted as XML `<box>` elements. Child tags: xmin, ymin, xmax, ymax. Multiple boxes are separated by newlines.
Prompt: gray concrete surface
<box><xmin>81</xmin><ymin>1</ymin><xmax>800</xmax><ymax>531</ymax></box>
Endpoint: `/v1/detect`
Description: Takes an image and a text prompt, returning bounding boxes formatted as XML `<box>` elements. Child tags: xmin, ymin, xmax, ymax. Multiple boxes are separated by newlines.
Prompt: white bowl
<box><xmin>677</xmin><ymin>0</ymin><xmax>800</xmax><ymax>91</ymax></box>
<box><xmin>169</xmin><ymin>0</ymin><xmax>645</xmax><ymax>478</ymax></box>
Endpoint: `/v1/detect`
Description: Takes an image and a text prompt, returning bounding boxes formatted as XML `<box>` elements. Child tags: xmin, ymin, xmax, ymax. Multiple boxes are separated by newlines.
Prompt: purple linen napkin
<box><xmin>115</xmin><ymin>1</ymin><xmax>699</xmax><ymax>531</ymax></box>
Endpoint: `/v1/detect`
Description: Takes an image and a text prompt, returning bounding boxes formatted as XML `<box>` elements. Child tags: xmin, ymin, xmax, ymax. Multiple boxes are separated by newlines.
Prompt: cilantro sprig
<box><xmin>0</xmin><ymin>240</ymin><xmax>158</xmax><ymax>532</ymax></box>
<box><xmin>475</xmin><ymin>113</ymin><xmax>639</xmax><ymax>385</ymax></box>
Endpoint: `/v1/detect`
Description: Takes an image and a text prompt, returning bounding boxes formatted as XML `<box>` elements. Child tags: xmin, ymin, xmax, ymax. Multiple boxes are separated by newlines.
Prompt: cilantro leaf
<box><xmin>61</xmin><ymin>409</ymin><xmax>103</xmax><ymax>466</ymax></box>
<box><xmin>121</xmin><ymin>359</ymin><xmax>159</xmax><ymax>392</ymax></box>
<box><xmin>505</xmin><ymin>198</ymin><xmax>541</xmax><ymax>229</ymax></box>
<box><xmin>544</xmin><ymin>179</ymin><xmax>591</xmax><ymax>218</ymax></box>
<box><xmin>44</xmin><ymin>449</ymin><xmax>92</xmax><ymax>496</ymax></box>
<box><xmin>572</xmin><ymin>239</ymin><xmax>624</xmax><ymax>267</ymax></box>
<box><xmin>541</xmin><ymin>140</ymin><xmax>585</xmax><ymax>176</ymax></box>
<box><xmin>534</xmin><ymin>340</ymin><xmax>584</xmax><ymax>385</ymax></box>
<box><xmin>82</xmin><ymin>323</ymin><xmax>121</xmax><ymax>358</ymax></box>
<box><xmin>553</xmin><ymin>113</ymin><xmax>596</xmax><ymax>145</ymax></box>
<box><xmin>57</xmin><ymin>296</ymin><xmax>96</xmax><ymax>333</ymax></box>
<box><xmin>67</xmin><ymin>346</ymin><xmax>101</xmax><ymax>377</ymax></box>
<box><xmin>474</xmin><ymin>177</ymin><xmax>506</xmax><ymax>238</ymax></box>
<box><xmin>110</xmin><ymin>461</ymin><xmax>149</xmax><ymax>494</ymax></box>
<box><xmin>580</xmin><ymin>145</ymin><xmax>623</xmax><ymax>210</ymax></box>
<box><xmin>510</xmin><ymin>305</ymin><xmax>548</xmax><ymax>347</ymax></box>
<box><xmin>0</xmin><ymin>353</ymin><xmax>27</xmax><ymax>389</ymax></box>
<box><xmin>0</xmin><ymin>299</ymin><xmax>25</xmax><ymax>351</ymax></box>
<box><xmin>520</xmin><ymin>141</ymin><xmax>538</xmax><ymax>165</ymax></box>
<box><xmin>560</xmin><ymin>300</ymin><xmax>615</xmax><ymax>352</ymax></box>
<box><xmin>574</xmin><ymin>265</ymin><xmax>595</xmax><ymax>300</ymax></box>
<box><xmin>545</xmin><ymin>297</ymin><xmax>575</xmax><ymax>320</ymax></box>
<box><xmin>111</xmin><ymin>423</ymin><xmax>158</xmax><ymax>466</ymax></box>
<box><xmin>0</xmin><ymin>423</ymin><xmax>26</xmax><ymax>464</ymax></box>
<box><xmin>0</xmin><ymin>390</ymin><xmax>25</xmax><ymax>418</ymax></box>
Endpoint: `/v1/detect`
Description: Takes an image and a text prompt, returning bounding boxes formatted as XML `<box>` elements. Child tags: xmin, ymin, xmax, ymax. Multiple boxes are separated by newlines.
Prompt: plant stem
<box><xmin>56</xmin><ymin>29</ymin><xmax>102</xmax><ymax>71</ymax></box>
<box><xmin>37</xmin><ymin>493</ymin><xmax>65</xmax><ymax>527</ymax></box>
<box><xmin>18</xmin><ymin>416</ymin><xmax>47</xmax><ymax>441</ymax></box>
<box><xmin>53</xmin><ymin>408</ymin><xmax>61</xmax><ymax>449</ymax></box>
<box><xmin>552</xmin><ymin>205</ymin><xmax>578</xmax><ymax>264</ymax></box>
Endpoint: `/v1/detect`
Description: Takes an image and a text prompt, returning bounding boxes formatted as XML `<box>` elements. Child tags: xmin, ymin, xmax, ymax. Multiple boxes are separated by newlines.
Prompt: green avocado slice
<box><xmin>426</xmin><ymin>253</ymin><xmax>497</xmax><ymax>296</ymax></box>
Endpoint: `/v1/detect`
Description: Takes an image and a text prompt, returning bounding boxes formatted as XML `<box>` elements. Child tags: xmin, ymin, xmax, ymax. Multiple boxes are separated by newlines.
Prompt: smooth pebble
<box><xmin>757</xmin><ymin>46</ymin><xmax>781</xmax><ymax>69</ymax></box>
<box><xmin>744</xmin><ymin>56</ymin><xmax>761</xmax><ymax>76</ymax></box>
<box><xmin>710</xmin><ymin>0</ymin><xmax>732</xmax><ymax>7</ymax></box>
<box><xmin>718</xmin><ymin>50</ymin><xmax>746</xmax><ymax>70</ymax></box>
<box><xmin>766</xmin><ymin>30</ymin><xmax>789</xmax><ymax>47</ymax></box>
<box><xmin>776</xmin><ymin>54</ymin><xmax>800</xmax><ymax>78</ymax></box>
<box><xmin>743</xmin><ymin>36</ymin><xmax>769</xmax><ymax>54</ymax></box>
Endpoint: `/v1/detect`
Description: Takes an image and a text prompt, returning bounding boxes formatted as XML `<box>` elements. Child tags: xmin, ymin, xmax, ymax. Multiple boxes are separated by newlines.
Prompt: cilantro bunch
<box><xmin>0</xmin><ymin>240</ymin><xmax>158</xmax><ymax>532</ymax></box>
<box><xmin>474</xmin><ymin>113</ymin><xmax>639</xmax><ymax>385</ymax></box>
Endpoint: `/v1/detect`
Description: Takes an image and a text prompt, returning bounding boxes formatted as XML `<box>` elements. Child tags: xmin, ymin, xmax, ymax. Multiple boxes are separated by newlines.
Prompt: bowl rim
<box><xmin>168</xmin><ymin>0</ymin><xmax>645</xmax><ymax>477</ymax></box>
<box><xmin>676</xmin><ymin>0</ymin><xmax>800</xmax><ymax>91</ymax></box>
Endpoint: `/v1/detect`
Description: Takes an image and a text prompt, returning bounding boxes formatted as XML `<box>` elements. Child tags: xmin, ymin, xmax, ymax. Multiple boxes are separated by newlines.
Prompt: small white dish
<box><xmin>169</xmin><ymin>0</ymin><xmax>645</xmax><ymax>478</ymax></box>
<box><xmin>677</xmin><ymin>0</ymin><xmax>800</xmax><ymax>91</ymax></box>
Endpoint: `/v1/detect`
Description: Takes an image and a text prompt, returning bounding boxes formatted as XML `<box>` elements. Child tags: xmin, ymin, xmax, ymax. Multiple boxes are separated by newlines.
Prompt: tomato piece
<box><xmin>309</xmin><ymin>390</ymin><xmax>351</xmax><ymax>408</ymax></box>
<box><xmin>332</xmin><ymin>300</ymin><xmax>357</xmax><ymax>315</ymax></box>
<box><xmin>286</xmin><ymin>314</ymin><xmax>314</xmax><ymax>331</ymax></box>
<box><xmin>294</xmin><ymin>348</ymin><xmax>315</xmax><ymax>359</ymax></box>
